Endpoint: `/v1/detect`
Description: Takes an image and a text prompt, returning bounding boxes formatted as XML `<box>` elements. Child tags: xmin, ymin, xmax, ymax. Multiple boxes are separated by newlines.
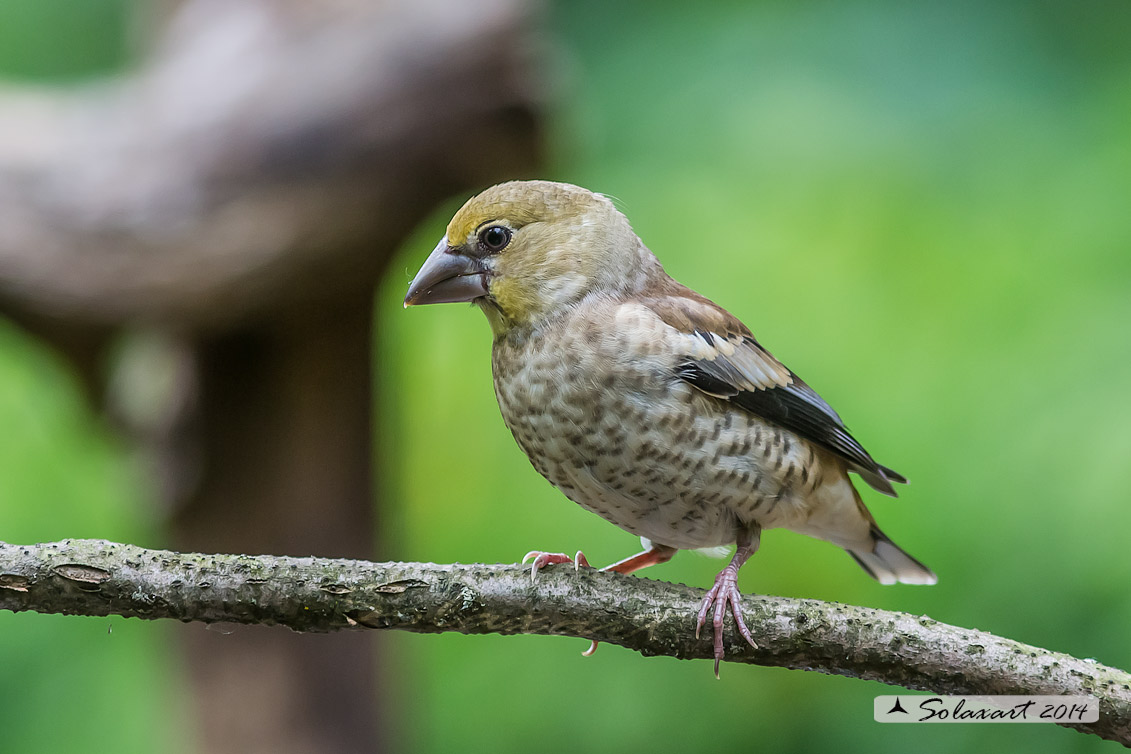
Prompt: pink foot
<box><xmin>521</xmin><ymin>544</ymin><xmax>676</xmax><ymax>660</ymax></box>
<box><xmin>695</xmin><ymin>567</ymin><xmax>757</xmax><ymax>678</ymax></box>
<box><xmin>520</xmin><ymin>550</ymin><xmax>590</xmax><ymax>583</ymax></box>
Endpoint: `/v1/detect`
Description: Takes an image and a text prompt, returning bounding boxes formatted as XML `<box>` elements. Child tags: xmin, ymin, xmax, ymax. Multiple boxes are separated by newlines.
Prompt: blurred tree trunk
<box><xmin>173</xmin><ymin>299</ymin><xmax>379</xmax><ymax>752</ymax></box>
<box><xmin>0</xmin><ymin>0</ymin><xmax>545</xmax><ymax>751</ymax></box>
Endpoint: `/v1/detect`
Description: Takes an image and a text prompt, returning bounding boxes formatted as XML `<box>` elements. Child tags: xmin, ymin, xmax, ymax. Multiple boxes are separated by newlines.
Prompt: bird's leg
<box><xmin>521</xmin><ymin>550</ymin><xmax>590</xmax><ymax>583</ymax></box>
<box><xmin>603</xmin><ymin>544</ymin><xmax>677</xmax><ymax>575</ymax></box>
<box><xmin>695</xmin><ymin>526</ymin><xmax>761</xmax><ymax>677</ymax></box>
<box><xmin>581</xmin><ymin>543</ymin><xmax>677</xmax><ymax>656</ymax></box>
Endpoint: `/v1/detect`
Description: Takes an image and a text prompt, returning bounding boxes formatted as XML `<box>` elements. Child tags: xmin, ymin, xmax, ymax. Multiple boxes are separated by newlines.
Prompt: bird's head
<box><xmin>404</xmin><ymin>180</ymin><xmax>658</xmax><ymax>335</ymax></box>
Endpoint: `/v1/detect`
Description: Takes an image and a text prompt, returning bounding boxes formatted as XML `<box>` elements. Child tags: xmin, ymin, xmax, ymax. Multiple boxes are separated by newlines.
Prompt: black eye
<box><xmin>479</xmin><ymin>225</ymin><xmax>512</xmax><ymax>253</ymax></box>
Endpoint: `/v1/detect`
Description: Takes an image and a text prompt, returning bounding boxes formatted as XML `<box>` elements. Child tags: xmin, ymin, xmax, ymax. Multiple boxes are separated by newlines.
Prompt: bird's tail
<box><xmin>846</xmin><ymin>524</ymin><xmax>936</xmax><ymax>586</ymax></box>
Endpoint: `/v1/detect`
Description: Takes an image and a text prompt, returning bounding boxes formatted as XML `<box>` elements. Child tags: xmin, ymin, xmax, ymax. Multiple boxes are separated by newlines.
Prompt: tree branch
<box><xmin>2</xmin><ymin>539</ymin><xmax>1128</xmax><ymax>744</ymax></box>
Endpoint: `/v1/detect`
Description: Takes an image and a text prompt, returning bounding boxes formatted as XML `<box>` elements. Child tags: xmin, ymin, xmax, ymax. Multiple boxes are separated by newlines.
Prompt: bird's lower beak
<box><xmin>404</xmin><ymin>237</ymin><xmax>489</xmax><ymax>307</ymax></box>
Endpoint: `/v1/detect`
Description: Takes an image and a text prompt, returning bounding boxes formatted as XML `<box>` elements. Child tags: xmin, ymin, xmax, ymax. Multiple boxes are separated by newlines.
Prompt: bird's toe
<box><xmin>520</xmin><ymin>550</ymin><xmax>589</xmax><ymax>582</ymax></box>
<box><xmin>696</xmin><ymin>568</ymin><xmax>758</xmax><ymax>677</ymax></box>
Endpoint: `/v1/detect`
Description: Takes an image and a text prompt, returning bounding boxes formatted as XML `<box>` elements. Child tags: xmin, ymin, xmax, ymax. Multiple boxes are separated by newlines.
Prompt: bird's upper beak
<box><xmin>403</xmin><ymin>237</ymin><xmax>490</xmax><ymax>307</ymax></box>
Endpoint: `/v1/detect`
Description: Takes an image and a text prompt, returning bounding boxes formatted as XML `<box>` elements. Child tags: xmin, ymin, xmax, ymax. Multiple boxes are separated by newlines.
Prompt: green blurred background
<box><xmin>2</xmin><ymin>0</ymin><xmax>1129</xmax><ymax>752</ymax></box>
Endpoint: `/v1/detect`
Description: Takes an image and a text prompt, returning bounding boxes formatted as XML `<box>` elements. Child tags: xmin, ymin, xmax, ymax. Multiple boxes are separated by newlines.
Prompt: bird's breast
<box><xmin>490</xmin><ymin>319</ymin><xmax>834</xmax><ymax>549</ymax></box>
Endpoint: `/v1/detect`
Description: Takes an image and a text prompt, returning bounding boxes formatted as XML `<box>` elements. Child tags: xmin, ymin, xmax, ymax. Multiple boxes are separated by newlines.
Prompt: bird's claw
<box><xmin>695</xmin><ymin>567</ymin><xmax>757</xmax><ymax>678</ymax></box>
<box><xmin>520</xmin><ymin>550</ymin><xmax>599</xmax><ymax>654</ymax></box>
<box><xmin>521</xmin><ymin>550</ymin><xmax>590</xmax><ymax>583</ymax></box>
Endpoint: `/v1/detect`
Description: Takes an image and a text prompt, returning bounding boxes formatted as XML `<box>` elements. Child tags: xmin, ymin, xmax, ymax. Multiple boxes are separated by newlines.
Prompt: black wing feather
<box><xmin>676</xmin><ymin>360</ymin><xmax>901</xmax><ymax>496</ymax></box>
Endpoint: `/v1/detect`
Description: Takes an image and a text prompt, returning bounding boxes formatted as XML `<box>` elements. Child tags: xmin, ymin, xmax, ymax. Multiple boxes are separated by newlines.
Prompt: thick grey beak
<box><xmin>404</xmin><ymin>237</ymin><xmax>489</xmax><ymax>307</ymax></box>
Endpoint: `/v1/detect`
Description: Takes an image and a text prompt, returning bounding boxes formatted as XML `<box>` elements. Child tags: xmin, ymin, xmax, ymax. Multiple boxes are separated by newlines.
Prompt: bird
<box><xmin>404</xmin><ymin>180</ymin><xmax>935</xmax><ymax>674</ymax></box>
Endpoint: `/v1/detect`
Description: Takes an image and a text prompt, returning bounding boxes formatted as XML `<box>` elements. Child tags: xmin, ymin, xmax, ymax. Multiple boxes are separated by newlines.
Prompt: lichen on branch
<box><xmin>1</xmin><ymin>539</ymin><xmax>1128</xmax><ymax>745</ymax></box>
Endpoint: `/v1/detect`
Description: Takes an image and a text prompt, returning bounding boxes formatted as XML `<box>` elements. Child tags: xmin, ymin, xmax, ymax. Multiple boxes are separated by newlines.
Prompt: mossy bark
<box><xmin>2</xmin><ymin>538</ymin><xmax>1128</xmax><ymax>745</ymax></box>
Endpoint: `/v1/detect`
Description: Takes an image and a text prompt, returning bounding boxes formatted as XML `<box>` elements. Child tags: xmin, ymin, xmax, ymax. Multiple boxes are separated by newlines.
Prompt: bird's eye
<box><xmin>479</xmin><ymin>225</ymin><xmax>512</xmax><ymax>254</ymax></box>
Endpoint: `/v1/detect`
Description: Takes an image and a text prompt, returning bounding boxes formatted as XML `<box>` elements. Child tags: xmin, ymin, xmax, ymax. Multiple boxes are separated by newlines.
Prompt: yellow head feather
<box><xmin>444</xmin><ymin>181</ymin><xmax>657</xmax><ymax>334</ymax></box>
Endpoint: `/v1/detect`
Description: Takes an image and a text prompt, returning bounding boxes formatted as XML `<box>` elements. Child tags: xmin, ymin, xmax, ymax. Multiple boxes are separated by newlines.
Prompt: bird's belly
<box><xmin>493</xmin><ymin>353</ymin><xmax>827</xmax><ymax>549</ymax></box>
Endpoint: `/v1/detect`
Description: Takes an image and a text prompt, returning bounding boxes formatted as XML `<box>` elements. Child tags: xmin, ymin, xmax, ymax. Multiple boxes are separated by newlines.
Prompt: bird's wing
<box><xmin>641</xmin><ymin>286</ymin><xmax>904</xmax><ymax>496</ymax></box>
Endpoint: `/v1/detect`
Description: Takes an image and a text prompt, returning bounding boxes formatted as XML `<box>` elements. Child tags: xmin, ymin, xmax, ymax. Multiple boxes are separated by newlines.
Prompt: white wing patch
<box><xmin>671</xmin><ymin>329</ymin><xmax>791</xmax><ymax>393</ymax></box>
<box><xmin>610</xmin><ymin>301</ymin><xmax>790</xmax><ymax>391</ymax></box>
<box><xmin>701</xmin><ymin>334</ymin><xmax>791</xmax><ymax>391</ymax></box>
